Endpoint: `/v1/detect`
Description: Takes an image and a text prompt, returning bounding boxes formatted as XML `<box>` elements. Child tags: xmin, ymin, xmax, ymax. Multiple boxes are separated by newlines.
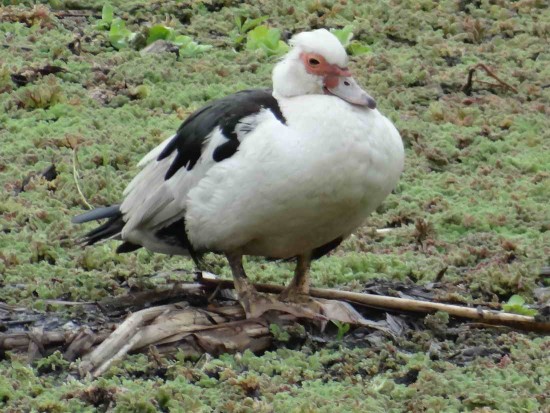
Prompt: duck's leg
<box><xmin>225</xmin><ymin>250</ymin><xmax>258</xmax><ymax>313</ymax></box>
<box><xmin>279</xmin><ymin>252</ymin><xmax>312</xmax><ymax>302</ymax></box>
<box><xmin>278</xmin><ymin>252</ymin><xmax>368</xmax><ymax>327</ymax></box>
<box><xmin>226</xmin><ymin>251</ymin><xmax>323</xmax><ymax>320</ymax></box>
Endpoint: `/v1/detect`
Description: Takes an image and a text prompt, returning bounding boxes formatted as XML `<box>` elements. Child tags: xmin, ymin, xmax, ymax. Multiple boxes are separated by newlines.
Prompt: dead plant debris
<box><xmin>1</xmin><ymin>276</ymin><xmax>547</xmax><ymax>377</ymax></box>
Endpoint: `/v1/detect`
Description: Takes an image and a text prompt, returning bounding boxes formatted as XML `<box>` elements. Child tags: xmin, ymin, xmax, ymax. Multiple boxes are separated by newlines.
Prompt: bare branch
<box><xmin>462</xmin><ymin>63</ymin><xmax>518</xmax><ymax>96</ymax></box>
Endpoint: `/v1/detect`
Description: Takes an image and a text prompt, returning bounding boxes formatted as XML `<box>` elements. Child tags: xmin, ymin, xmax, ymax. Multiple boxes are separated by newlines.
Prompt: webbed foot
<box><xmin>239</xmin><ymin>289</ymin><xmax>325</xmax><ymax>320</ymax></box>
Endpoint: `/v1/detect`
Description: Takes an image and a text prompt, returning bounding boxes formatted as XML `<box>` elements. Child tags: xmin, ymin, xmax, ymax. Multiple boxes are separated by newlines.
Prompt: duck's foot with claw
<box><xmin>238</xmin><ymin>289</ymin><xmax>326</xmax><ymax>321</ymax></box>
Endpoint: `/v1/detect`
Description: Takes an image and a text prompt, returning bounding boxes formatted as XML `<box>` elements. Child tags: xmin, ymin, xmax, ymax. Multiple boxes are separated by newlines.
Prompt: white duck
<box><xmin>74</xmin><ymin>29</ymin><xmax>404</xmax><ymax>318</ymax></box>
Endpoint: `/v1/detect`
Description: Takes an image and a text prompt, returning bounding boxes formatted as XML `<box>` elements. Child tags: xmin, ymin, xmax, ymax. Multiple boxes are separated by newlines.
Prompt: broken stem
<box><xmin>79</xmin><ymin>304</ymin><xmax>174</xmax><ymax>376</ymax></box>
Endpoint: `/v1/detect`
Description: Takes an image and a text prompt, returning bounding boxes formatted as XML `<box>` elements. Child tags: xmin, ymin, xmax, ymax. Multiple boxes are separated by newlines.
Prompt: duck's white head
<box><xmin>272</xmin><ymin>29</ymin><xmax>376</xmax><ymax>109</ymax></box>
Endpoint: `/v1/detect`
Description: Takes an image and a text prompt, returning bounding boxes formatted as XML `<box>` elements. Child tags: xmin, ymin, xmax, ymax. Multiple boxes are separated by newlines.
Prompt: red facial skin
<box><xmin>300</xmin><ymin>52</ymin><xmax>351</xmax><ymax>86</ymax></box>
<box><xmin>300</xmin><ymin>52</ymin><xmax>375</xmax><ymax>108</ymax></box>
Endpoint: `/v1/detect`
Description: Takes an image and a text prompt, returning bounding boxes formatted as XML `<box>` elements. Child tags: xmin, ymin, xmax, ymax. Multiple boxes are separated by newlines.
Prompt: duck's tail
<box><xmin>72</xmin><ymin>205</ymin><xmax>139</xmax><ymax>252</ymax></box>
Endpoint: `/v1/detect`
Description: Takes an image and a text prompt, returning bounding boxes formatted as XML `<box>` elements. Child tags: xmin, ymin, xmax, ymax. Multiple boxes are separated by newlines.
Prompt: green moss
<box><xmin>1</xmin><ymin>0</ymin><xmax>549</xmax><ymax>411</ymax></box>
<box><xmin>1</xmin><ymin>336</ymin><xmax>548</xmax><ymax>411</ymax></box>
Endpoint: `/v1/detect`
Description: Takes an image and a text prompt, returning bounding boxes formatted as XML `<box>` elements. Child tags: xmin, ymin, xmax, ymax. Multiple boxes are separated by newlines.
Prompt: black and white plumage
<box><xmin>161</xmin><ymin>89</ymin><xmax>286</xmax><ymax>178</ymax></box>
<box><xmin>74</xmin><ymin>29</ymin><xmax>404</xmax><ymax>318</ymax></box>
<box><xmin>74</xmin><ymin>89</ymin><xmax>287</xmax><ymax>265</ymax></box>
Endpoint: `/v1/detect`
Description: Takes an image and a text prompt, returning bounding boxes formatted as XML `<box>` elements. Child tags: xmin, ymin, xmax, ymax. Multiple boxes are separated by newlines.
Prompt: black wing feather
<box><xmin>158</xmin><ymin>89</ymin><xmax>286</xmax><ymax>180</ymax></box>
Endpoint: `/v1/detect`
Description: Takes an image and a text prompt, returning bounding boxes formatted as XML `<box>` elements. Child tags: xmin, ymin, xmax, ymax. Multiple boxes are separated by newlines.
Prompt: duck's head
<box><xmin>272</xmin><ymin>29</ymin><xmax>376</xmax><ymax>109</ymax></box>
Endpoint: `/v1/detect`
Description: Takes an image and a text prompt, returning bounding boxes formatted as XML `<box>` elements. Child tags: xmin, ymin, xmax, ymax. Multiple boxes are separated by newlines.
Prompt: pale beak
<box><xmin>324</xmin><ymin>76</ymin><xmax>377</xmax><ymax>109</ymax></box>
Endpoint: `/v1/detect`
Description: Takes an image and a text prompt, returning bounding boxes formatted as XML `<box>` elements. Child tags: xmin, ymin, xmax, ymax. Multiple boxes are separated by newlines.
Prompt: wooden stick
<box><xmin>198</xmin><ymin>278</ymin><xmax>550</xmax><ymax>333</ymax></box>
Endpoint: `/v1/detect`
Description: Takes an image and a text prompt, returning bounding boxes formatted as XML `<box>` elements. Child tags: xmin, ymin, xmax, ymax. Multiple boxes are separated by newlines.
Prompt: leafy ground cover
<box><xmin>0</xmin><ymin>0</ymin><xmax>549</xmax><ymax>411</ymax></box>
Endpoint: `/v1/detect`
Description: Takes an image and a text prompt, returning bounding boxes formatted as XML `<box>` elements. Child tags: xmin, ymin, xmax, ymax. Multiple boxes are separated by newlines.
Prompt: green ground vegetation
<box><xmin>0</xmin><ymin>0</ymin><xmax>549</xmax><ymax>411</ymax></box>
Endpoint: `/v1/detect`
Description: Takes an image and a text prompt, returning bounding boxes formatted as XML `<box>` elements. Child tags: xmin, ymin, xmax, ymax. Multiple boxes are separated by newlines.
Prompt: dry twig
<box><xmin>462</xmin><ymin>63</ymin><xmax>518</xmax><ymax>96</ymax></box>
<box><xmin>72</xmin><ymin>147</ymin><xmax>93</xmax><ymax>210</ymax></box>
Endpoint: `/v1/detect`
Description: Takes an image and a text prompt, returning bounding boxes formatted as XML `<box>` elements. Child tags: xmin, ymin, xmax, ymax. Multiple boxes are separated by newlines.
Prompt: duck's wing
<box><xmin>108</xmin><ymin>89</ymin><xmax>286</xmax><ymax>255</ymax></box>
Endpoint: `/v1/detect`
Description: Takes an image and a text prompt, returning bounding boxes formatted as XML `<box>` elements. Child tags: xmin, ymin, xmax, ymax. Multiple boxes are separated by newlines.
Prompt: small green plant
<box><xmin>96</xmin><ymin>3</ymin><xmax>136</xmax><ymax>50</ymax></box>
<box><xmin>96</xmin><ymin>4</ymin><xmax>211</xmax><ymax>55</ymax></box>
<box><xmin>333</xmin><ymin>321</ymin><xmax>350</xmax><ymax>340</ymax></box>
<box><xmin>348</xmin><ymin>42</ymin><xmax>371</xmax><ymax>56</ymax></box>
<box><xmin>13</xmin><ymin>76</ymin><xmax>64</xmax><ymax>110</ymax></box>
<box><xmin>109</xmin><ymin>18</ymin><xmax>137</xmax><ymax>50</ymax></box>
<box><xmin>502</xmin><ymin>295</ymin><xmax>537</xmax><ymax>316</ymax></box>
<box><xmin>35</xmin><ymin>351</ymin><xmax>70</xmax><ymax>373</ymax></box>
<box><xmin>269</xmin><ymin>323</ymin><xmax>290</xmax><ymax>342</ymax></box>
<box><xmin>232</xmin><ymin>15</ymin><xmax>268</xmax><ymax>48</ymax></box>
<box><xmin>172</xmin><ymin>34</ymin><xmax>213</xmax><ymax>57</ymax></box>
<box><xmin>145</xmin><ymin>25</ymin><xmax>212</xmax><ymax>56</ymax></box>
<box><xmin>246</xmin><ymin>25</ymin><xmax>289</xmax><ymax>57</ymax></box>
<box><xmin>331</xmin><ymin>25</ymin><xmax>354</xmax><ymax>47</ymax></box>
<box><xmin>96</xmin><ymin>3</ymin><xmax>114</xmax><ymax>30</ymax></box>
<box><xmin>330</xmin><ymin>25</ymin><xmax>371</xmax><ymax>56</ymax></box>
<box><xmin>146</xmin><ymin>24</ymin><xmax>173</xmax><ymax>45</ymax></box>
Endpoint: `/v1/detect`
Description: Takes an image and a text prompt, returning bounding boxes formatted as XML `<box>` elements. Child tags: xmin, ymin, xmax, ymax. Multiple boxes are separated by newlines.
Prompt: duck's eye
<box><xmin>308</xmin><ymin>58</ymin><xmax>320</xmax><ymax>66</ymax></box>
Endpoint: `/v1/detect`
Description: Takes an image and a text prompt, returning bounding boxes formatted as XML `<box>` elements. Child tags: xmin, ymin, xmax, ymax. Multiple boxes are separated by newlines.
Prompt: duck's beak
<box><xmin>324</xmin><ymin>75</ymin><xmax>377</xmax><ymax>109</ymax></box>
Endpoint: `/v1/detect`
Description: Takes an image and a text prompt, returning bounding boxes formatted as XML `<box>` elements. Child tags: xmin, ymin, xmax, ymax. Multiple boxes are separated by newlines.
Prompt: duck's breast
<box><xmin>185</xmin><ymin>95</ymin><xmax>404</xmax><ymax>257</ymax></box>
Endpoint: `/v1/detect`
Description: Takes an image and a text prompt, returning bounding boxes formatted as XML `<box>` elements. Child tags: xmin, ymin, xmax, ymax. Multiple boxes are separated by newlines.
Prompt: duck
<box><xmin>73</xmin><ymin>29</ymin><xmax>405</xmax><ymax>319</ymax></box>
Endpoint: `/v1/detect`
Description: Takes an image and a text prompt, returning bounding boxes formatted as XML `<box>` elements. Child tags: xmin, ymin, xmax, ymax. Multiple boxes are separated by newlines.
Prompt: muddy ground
<box><xmin>0</xmin><ymin>0</ymin><xmax>549</xmax><ymax>411</ymax></box>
